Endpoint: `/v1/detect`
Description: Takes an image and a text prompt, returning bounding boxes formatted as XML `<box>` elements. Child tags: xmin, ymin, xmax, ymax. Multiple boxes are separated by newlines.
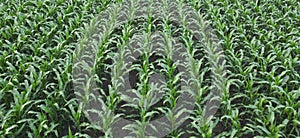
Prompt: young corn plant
<box><xmin>1</xmin><ymin>0</ymin><xmax>300</xmax><ymax>137</ymax></box>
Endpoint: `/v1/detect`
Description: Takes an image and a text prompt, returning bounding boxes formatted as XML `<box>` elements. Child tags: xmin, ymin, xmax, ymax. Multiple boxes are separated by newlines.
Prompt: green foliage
<box><xmin>1</xmin><ymin>0</ymin><xmax>299</xmax><ymax>137</ymax></box>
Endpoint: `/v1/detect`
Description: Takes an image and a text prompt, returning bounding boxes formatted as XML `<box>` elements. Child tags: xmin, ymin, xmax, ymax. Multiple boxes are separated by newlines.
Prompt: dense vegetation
<box><xmin>0</xmin><ymin>0</ymin><xmax>299</xmax><ymax>137</ymax></box>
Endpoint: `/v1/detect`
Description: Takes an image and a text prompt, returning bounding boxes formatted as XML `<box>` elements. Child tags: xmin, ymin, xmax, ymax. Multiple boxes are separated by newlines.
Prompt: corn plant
<box><xmin>1</xmin><ymin>0</ymin><xmax>300</xmax><ymax>137</ymax></box>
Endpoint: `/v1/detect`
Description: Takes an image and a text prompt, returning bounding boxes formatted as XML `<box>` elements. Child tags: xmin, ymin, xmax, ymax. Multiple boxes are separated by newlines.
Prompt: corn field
<box><xmin>0</xmin><ymin>0</ymin><xmax>300</xmax><ymax>138</ymax></box>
